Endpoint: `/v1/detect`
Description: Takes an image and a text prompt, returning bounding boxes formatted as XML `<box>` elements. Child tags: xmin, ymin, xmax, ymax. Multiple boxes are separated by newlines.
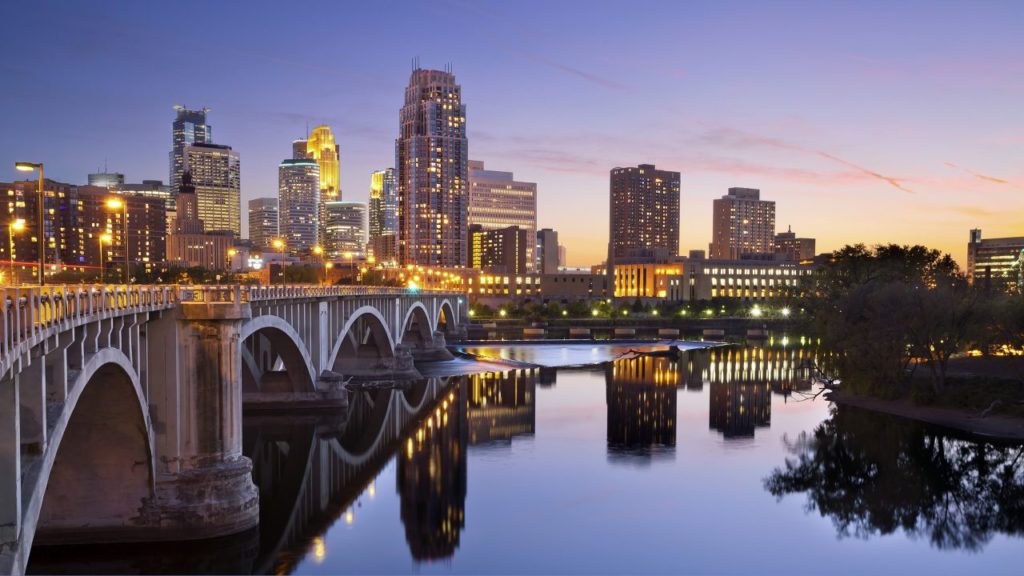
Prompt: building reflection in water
<box><xmin>467</xmin><ymin>369</ymin><xmax>536</xmax><ymax>446</ymax></box>
<box><xmin>605</xmin><ymin>356</ymin><xmax>677</xmax><ymax>459</ymax></box>
<box><xmin>704</xmin><ymin>346</ymin><xmax>815</xmax><ymax>439</ymax></box>
<box><xmin>398</xmin><ymin>380</ymin><xmax>468</xmax><ymax>561</ymax></box>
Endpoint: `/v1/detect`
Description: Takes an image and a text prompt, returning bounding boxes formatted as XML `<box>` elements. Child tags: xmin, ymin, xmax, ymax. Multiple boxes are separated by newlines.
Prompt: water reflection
<box><xmin>764</xmin><ymin>405</ymin><xmax>1024</xmax><ymax>551</ymax></box>
<box><xmin>605</xmin><ymin>356</ymin><xmax>677</xmax><ymax>459</ymax></box>
<box><xmin>467</xmin><ymin>370</ymin><xmax>536</xmax><ymax>446</ymax></box>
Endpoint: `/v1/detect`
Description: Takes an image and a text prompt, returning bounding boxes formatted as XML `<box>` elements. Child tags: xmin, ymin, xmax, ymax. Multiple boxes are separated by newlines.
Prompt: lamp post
<box><xmin>99</xmin><ymin>233</ymin><xmax>112</xmax><ymax>284</ymax></box>
<box><xmin>105</xmin><ymin>197</ymin><xmax>129</xmax><ymax>284</ymax></box>
<box><xmin>14</xmin><ymin>162</ymin><xmax>44</xmax><ymax>285</ymax></box>
<box><xmin>227</xmin><ymin>247</ymin><xmax>238</xmax><ymax>273</ymax></box>
<box><xmin>312</xmin><ymin>245</ymin><xmax>324</xmax><ymax>285</ymax></box>
<box><xmin>271</xmin><ymin>239</ymin><xmax>285</xmax><ymax>284</ymax></box>
<box><xmin>8</xmin><ymin>218</ymin><xmax>25</xmax><ymax>285</ymax></box>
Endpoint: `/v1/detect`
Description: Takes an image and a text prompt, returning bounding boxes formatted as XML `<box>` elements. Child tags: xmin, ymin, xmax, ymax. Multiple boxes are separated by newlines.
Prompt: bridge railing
<box><xmin>181</xmin><ymin>284</ymin><xmax>463</xmax><ymax>303</ymax></box>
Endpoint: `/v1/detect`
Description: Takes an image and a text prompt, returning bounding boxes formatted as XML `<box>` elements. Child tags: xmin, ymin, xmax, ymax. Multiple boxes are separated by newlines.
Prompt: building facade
<box><xmin>774</xmin><ymin>226</ymin><xmax>816</xmax><ymax>262</ymax></box>
<box><xmin>77</xmin><ymin>186</ymin><xmax>167</xmax><ymax>276</ymax></box>
<box><xmin>368</xmin><ymin>168</ymin><xmax>398</xmax><ymax>261</ymax></box>
<box><xmin>166</xmin><ymin>172</ymin><xmax>235</xmax><ymax>270</ymax></box>
<box><xmin>967</xmin><ymin>229</ymin><xmax>1024</xmax><ymax>294</ymax></box>
<box><xmin>278</xmin><ymin>158</ymin><xmax>320</xmax><ymax>256</ymax></box>
<box><xmin>184</xmin><ymin>142</ymin><xmax>240</xmax><ymax>237</ymax></box>
<box><xmin>469</xmin><ymin>224</ymin><xmax>528</xmax><ymax>274</ymax></box>
<box><xmin>609</xmin><ymin>164</ymin><xmax>680</xmax><ymax>262</ymax></box>
<box><xmin>323</xmin><ymin>201</ymin><xmax>367</xmax><ymax>258</ymax></box>
<box><xmin>710</xmin><ymin>187</ymin><xmax>776</xmax><ymax>259</ymax></box>
<box><xmin>468</xmin><ymin>160</ymin><xmax>537</xmax><ymax>270</ymax></box>
<box><xmin>395</xmin><ymin>67</ymin><xmax>469</xmax><ymax>267</ymax></box>
<box><xmin>248</xmin><ymin>197</ymin><xmax>279</xmax><ymax>250</ymax></box>
<box><xmin>87</xmin><ymin>172</ymin><xmax>124</xmax><ymax>188</ymax></box>
<box><xmin>536</xmin><ymin>228</ymin><xmax>560</xmax><ymax>274</ymax></box>
<box><xmin>169</xmin><ymin>105</ymin><xmax>212</xmax><ymax>192</ymax></box>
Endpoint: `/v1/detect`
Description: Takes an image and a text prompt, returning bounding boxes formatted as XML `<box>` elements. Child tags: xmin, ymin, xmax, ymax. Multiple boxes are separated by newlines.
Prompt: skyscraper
<box><xmin>710</xmin><ymin>187</ymin><xmax>776</xmax><ymax>259</ymax></box>
<box><xmin>395</xmin><ymin>67</ymin><xmax>469</xmax><ymax>267</ymax></box>
<box><xmin>323</xmin><ymin>201</ymin><xmax>367</xmax><ymax>258</ymax></box>
<box><xmin>184</xmin><ymin>143</ymin><xmax>240</xmax><ymax>237</ymax></box>
<box><xmin>468</xmin><ymin>160</ymin><xmax>537</xmax><ymax>270</ymax></box>
<box><xmin>278</xmin><ymin>158</ymin><xmax>320</xmax><ymax>256</ymax></box>
<box><xmin>169</xmin><ymin>105</ymin><xmax>212</xmax><ymax>192</ymax></box>
<box><xmin>248</xmin><ymin>197</ymin><xmax>279</xmax><ymax>249</ymax></box>
<box><xmin>369</xmin><ymin>168</ymin><xmax>398</xmax><ymax>261</ymax></box>
<box><xmin>609</xmin><ymin>164</ymin><xmax>680</xmax><ymax>260</ymax></box>
<box><xmin>305</xmin><ymin>125</ymin><xmax>341</xmax><ymax>199</ymax></box>
<box><xmin>87</xmin><ymin>172</ymin><xmax>124</xmax><ymax>188</ymax></box>
<box><xmin>536</xmin><ymin>228</ymin><xmax>560</xmax><ymax>274</ymax></box>
<box><xmin>166</xmin><ymin>172</ymin><xmax>236</xmax><ymax>270</ymax></box>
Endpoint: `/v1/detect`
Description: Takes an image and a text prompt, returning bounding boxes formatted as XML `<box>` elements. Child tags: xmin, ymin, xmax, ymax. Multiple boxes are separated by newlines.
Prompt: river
<box><xmin>28</xmin><ymin>343</ymin><xmax>1024</xmax><ymax>574</ymax></box>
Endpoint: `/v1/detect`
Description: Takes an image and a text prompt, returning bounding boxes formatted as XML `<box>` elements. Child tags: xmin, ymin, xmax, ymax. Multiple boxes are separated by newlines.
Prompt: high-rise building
<box><xmin>710</xmin><ymin>187</ymin><xmax>776</xmax><ymax>260</ymax></box>
<box><xmin>169</xmin><ymin>105</ymin><xmax>212</xmax><ymax>192</ymax></box>
<box><xmin>609</xmin><ymin>164</ymin><xmax>680</xmax><ymax>260</ymax></box>
<box><xmin>184</xmin><ymin>142</ymin><xmax>240</xmax><ymax>237</ymax></box>
<box><xmin>369</xmin><ymin>168</ymin><xmax>398</xmax><ymax>262</ymax></box>
<box><xmin>87</xmin><ymin>172</ymin><xmax>124</xmax><ymax>188</ymax></box>
<box><xmin>323</xmin><ymin>201</ymin><xmax>367</xmax><ymax>258</ymax></box>
<box><xmin>248</xmin><ymin>197</ymin><xmax>279</xmax><ymax>249</ymax></box>
<box><xmin>536</xmin><ymin>228</ymin><xmax>560</xmax><ymax>274</ymax></box>
<box><xmin>166</xmin><ymin>172</ymin><xmax>236</xmax><ymax>270</ymax></box>
<box><xmin>774</xmin><ymin>226</ymin><xmax>816</xmax><ymax>262</ymax></box>
<box><xmin>278</xmin><ymin>158</ymin><xmax>320</xmax><ymax>256</ymax></box>
<box><xmin>302</xmin><ymin>125</ymin><xmax>342</xmax><ymax>247</ymax></box>
<box><xmin>77</xmin><ymin>186</ymin><xmax>166</xmax><ymax>276</ymax></box>
<box><xmin>395</xmin><ymin>67</ymin><xmax>469</xmax><ymax>267</ymax></box>
<box><xmin>468</xmin><ymin>224</ymin><xmax>528</xmax><ymax>274</ymax></box>
<box><xmin>468</xmin><ymin>160</ymin><xmax>537</xmax><ymax>270</ymax></box>
<box><xmin>967</xmin><ymin>229</ymin><xmax>1024</xmax><ymax>294</ymax></box>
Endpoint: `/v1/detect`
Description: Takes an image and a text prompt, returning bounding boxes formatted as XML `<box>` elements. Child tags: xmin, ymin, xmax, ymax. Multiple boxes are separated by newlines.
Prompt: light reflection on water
<box><xmin>27</xmin><ymin>344</ymin><xmax>1024</xmax><ymax>575</ymax></box>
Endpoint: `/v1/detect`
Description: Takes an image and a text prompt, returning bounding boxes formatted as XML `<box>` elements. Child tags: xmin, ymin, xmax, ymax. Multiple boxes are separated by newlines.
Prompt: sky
<box><xmin>2</xmin><ymin>0</ymin><xmax>1022</xmax><ymax>267</ymax></box>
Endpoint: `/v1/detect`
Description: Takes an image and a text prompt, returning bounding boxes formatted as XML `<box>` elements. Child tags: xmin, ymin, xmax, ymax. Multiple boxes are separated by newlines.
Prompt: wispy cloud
<box><xmin>499</xmin><ymin>48</ymin><xmax>630</xmax><ymax>91</ymax></box>
<box><xmin>943</xmin><ymin>161</ymin><xmax>1009</xmax><ymax>184</ymax></box>
<box><xmin>697</xmin><ymin>128</ymin><xmax>914</xmax><ymax>193</ymax></box>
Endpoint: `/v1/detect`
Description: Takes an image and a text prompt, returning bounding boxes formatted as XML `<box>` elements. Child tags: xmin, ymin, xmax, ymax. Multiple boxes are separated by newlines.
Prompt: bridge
<box><xmin>0</xmin><ymin>284</ymin><xmax>466</xmax><ymax>576</ymax></box>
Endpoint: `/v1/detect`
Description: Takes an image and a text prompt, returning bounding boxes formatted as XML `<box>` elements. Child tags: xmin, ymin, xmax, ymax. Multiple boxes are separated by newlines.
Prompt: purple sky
<box><xmin>2</xmin><ymin>0</ymin><xmax>1021</xmax><ymax>266</ymax></box>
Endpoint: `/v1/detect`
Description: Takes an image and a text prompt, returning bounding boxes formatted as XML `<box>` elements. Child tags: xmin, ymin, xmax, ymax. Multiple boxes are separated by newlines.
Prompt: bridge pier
<box><xmin>141</xmin><ymin>301</ymin><xmax>258</xmax><ymax>542</ymax></box>
<box><xmin>0</xmin><ymin>372</ymin><xmax>19</xmax><ymax>546</ymax></box>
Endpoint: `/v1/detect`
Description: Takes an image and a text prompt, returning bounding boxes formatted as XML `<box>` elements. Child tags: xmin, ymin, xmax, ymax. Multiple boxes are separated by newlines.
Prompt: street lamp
<box><xmin>272</xmin><ymin>238</ymin><xmax>285</xmax><ymax>252</ymax></box>
<box><xmin>312</xmin><ymin>245</ymin><xmax>324</xmax><ymax>285</ymax></box>
<box><xmin>226</xmin><ymin>247</ymin><xmax>238</xmax><ymax>272</ymax></box>
<box><xmin>8</xmin><ymin>218</ymin><xmax>25</xmax><ymax>284</ymax></box>
<box><xmin>105</xmin><ymin>197</ymin><xmax>129</xmax><ymax>284</ymax></box>
<box><xmin>99</xmin><ymin>233</ymin><xmax>112</xmax><ymax>284</ymax></box>
<box><xmin>14</xmin><ymin>162</ymin><xmax>44</xmax><ymax>285</ymax></box>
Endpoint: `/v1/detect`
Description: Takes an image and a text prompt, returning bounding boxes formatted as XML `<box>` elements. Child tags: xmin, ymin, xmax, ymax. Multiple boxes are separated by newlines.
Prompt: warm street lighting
<box><xmin>14</xmin><ymin>161</ymin><xmax>44</xmax><ymax>285</ymax></box>
<box><xmin>226</xmin><ymin>247</ymin><xmax>238</xmax><ymax>271</ymax></box>
<box><xmin>781</xmin><ymin>307</ymin><xmax>791</xmax><ymax>317</ymax></box>
<box><xmin>7</xmin><ymin>218</ymin><xmax>26</xmax><ymax>284</ymax></box>
<box><xmin>272</xmin><ymin>239</ymin><xmax>285</xmax><ymax>251</ymax></box>
<box><xmin>99</xmin><ymin>233</ymin><xmax>113</xmax><ymax>283</ymax></box>
<box><xmin>312</xmin><ymin>245</ymin><xmax>323</xmax><ymax>255</ymax></box>
<box><xmin>105</xmin><ymin>196</ymin><xmax>129</xmax><ymax>284</ymax></box>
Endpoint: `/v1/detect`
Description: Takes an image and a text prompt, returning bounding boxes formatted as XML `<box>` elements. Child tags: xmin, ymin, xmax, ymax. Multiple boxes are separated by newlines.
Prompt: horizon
<box><xmin>2</xmin><ymin>0</ymin><xmax>1021</xmax><ymax>267</ymax></box>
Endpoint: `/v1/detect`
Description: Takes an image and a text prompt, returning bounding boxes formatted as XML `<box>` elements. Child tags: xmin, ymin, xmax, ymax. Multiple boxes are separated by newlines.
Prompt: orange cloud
<box><xmin>943</xmin><ymin>161</ymin><xmax>1009</xmax><ymax>184</ymax></box>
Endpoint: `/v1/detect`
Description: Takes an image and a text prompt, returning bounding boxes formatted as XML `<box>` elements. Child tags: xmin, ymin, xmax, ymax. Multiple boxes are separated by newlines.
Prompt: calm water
<box><xmin>29</xmin><ymin>344</ymin><xmax>1024</xmax><ymax>574</ymax></box>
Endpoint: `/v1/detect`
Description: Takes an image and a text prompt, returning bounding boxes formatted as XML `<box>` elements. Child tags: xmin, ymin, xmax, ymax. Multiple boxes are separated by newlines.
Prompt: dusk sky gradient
<box><xmin>2</xmin><ymin>0</ymin><xmax>1021</xmax><ymax>266</ymax></box>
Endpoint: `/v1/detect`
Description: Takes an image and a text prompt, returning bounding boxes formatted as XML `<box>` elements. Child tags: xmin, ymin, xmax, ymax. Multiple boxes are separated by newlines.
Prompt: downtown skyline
<box><xmin>2</xmin><ymin>0</ymin><xmax>1022</xmax><ymax>267</ymax></box>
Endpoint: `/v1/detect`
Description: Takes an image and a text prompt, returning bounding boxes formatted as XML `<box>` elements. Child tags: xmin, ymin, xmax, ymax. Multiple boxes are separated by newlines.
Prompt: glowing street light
<box><xmin>226</xmin><ymin>247</ymin><xmax>238</xmax><ymax>272</ymax></box>
<box><xmin>14</xmin><ymin>161</ymin><xmax>44</xmax><ymax>285</ymax></box>
<box><xmin>98</xmin><ymin>233</ymin><xmax>113</xmax><ymax>283</ymax></box>
<box><xmin>781</xmin><ymin>307</ymin><xmax>791</xmax><ymax>317</ymax></box>
<box><xmin>7</xmin><ymin>218</ymin><xmax>26</xmax><ymax>284</ymax></box>
<box><xmin>499</xmin><ymin>309</ymin><xmax>507</xmax><ymax>318</ymax></box>
<box><xmin>751</xmin><ymin>305</ymin><xmax>763</xmax><ymax>318</ymax></box>
<box><xmin>272</xmin><ymin>238</ymin><xmax>285</xmax><ymax>252</ymax></box>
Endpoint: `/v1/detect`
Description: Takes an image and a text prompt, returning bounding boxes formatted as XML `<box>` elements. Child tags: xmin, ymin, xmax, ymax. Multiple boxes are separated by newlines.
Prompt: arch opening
<box><xmin>242</xmin><ymin>326</ymin><xmax>317</xmax><ymax>394</ymax></box>
<box><xmin>400</xmin><ymin>306</ymin><xmax>434</xmax><ymax>351</ymax></box>
<box><xmin>34</xmin><ymin>362</ymin><xmax>153</xmax><ymax>545</ymax></box>
<box><xmin>437</xmin><ymin>301</ymin><xmax>457</xmax><ymax>336</ymax></box>
<box><xmin>332</xmin><ymin>311</ymin><xmax>397</xmax><ymax>376</ymax></box>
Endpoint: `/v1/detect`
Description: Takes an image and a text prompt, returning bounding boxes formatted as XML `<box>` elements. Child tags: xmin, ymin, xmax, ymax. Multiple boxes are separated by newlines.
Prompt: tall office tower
<box><xmin>967</xmin><ymin>229</ymin><xmax>1024</xmax><ymax>294</ymax></box>
<box><xmin>88</xmin><ymin>172</ymin><xmax>124</xmax><ymax>188</ymax></box>
<box><xmin>183</xmin><ymin>142</ymin><xmax>240</xmax><ymax>236</ymax></box>
<box><xmin>248</xmin><ymin>197</ymin><xmax>279</xmax><ymax>249</ymax></box>
<box><xmin>169</xmin><ymin>105</ymin><xmax>212</xmax><ymax>192</ymax></box>
<box><xmin>303</xmin><ymin>125</ymin><xmax>342</xmax><ymax>246</ymax></box>
<box><xmin>167</xmin><ymin>172</ymin><xmax>235</xmax><ymax>269</ymax></box>
<box><xmin>292</xmin><ymin>139</ymin><xmax>312</xmax><ymax>160</ymax></box>
<box><xmin>536</xmin><ymin>228</ymin><xmax>560</xmax><ymax>274</ymax></box>
<box><xmin>468</xmin><ymin>160</ymin><xmax>537</xmax><ymax>270</ymax></box>
<box><xmin>469</xmin><ymin>224</ymin><xmax>528</xmax><ymax>274</ymax></box>
<box><xmin>774</xmin><ymin>226</ymin><xmax>816</xmax><ymax>262</ymax></box>
<box><xmin>395</xmin><ymin>67</ymin><xmax>469</xmax><ymax>267</ymax></box>
<box><xmin>278</xmin><ymin>158</ymin><xmax>320</xmax><ymax>256</ymax></box>
<box><xmin>368</xmin><ymin>168</ymin><xmax>399</xmax><ymax>261</ymax></box>
<box><xmin>609</xmin><ymin>164</ymin><xmax>681</xmax><ymax>260</ymax></box>
<box><xmin>710</xmin><ymin>187</ymin><xmax>776</xmax><ymax>260</ymax></box>
<box><xmin>323</xmin><ymin>201</ymin><xmax>367</xmax><ymax>258</ymax></box>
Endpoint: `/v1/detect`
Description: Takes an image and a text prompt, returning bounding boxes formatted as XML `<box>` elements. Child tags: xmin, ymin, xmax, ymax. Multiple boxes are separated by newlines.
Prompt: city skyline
<box><xmin>2</xmin><ymin>1</ymin><xmax>1022</xmax><ymax>267</ymax></box>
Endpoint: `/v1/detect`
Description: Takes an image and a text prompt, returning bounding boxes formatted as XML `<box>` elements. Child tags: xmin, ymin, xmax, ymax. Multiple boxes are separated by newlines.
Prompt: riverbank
<box><xmin>828</xmin><ymin>391</ymin><xmax>1024</xmax><ymax>441</ymax></box>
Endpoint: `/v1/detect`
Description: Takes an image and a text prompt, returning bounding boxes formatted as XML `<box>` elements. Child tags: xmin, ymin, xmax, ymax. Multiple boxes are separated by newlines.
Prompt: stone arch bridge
<box><xmin>0</xmin><ymin>284</ymin><xmax>465</xmax><ymax>575</ymax></box>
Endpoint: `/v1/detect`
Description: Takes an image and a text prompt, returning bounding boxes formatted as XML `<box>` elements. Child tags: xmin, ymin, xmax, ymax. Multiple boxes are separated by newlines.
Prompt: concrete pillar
<box><xmin>44</xmin><ymin>331</ymin><xmax>73</xmax><ymax>403</ymax></box>
<box><xmin>141</xmin><ymin>301</ymin><xmax>258</xmax><ymax>541</ymax></box>
<box><xmin>18</xmin><ymin>358</ymin><xmax>45</xmax><ymax>453</ymax></box>
<box><xmin>0</xmin><ymin>371</ymin><xmax>20</xmax><ymax>544</ymax></box>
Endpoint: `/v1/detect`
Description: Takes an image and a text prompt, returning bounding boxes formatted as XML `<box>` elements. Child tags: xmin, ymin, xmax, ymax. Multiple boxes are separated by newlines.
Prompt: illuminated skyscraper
<box><xmin>278</xmin><ymin>158</ymin><xmax>320</xmax><ymax>256</ymax></box>
<box><xmin>710</xmin><ymin>187</ymin><xmax>776</xmax><ymax>259</ymax></box>
<box><xmin>184</xmin><ymin>143</ymin><xmax>240</xmax><ymax>237</ymax></box>
<box><xmin>609</xmin><ymin>164</ymin><xmax>680</xmax><ymax>260</ymax></box>
<box><xmin>323</xmin><ymin>201</ymin><xmax>367</xmax><ymax>258</ymax></box>
<box><xmin>248</xmin><ymin>197</ymin><xmax>279</xmax><ymax>249</ymax></box>
<box><xmin>169</xmin><ymin>105</ymin><xmax>212</xmax><ymax>192</ymax></box>
<box><xmin>395</xmin><ymin>67</ymin><xmax>468</xmax><ymax>267</ymax></box>
<box><xmin>468</xmin><ymin>160</ymin><xmax>537</xmax><ymax>270</ymax></box>
<box><xmin>368</xmin><ymin>168</ymin><xmax>398</xmax><ymax>261</ymax></box>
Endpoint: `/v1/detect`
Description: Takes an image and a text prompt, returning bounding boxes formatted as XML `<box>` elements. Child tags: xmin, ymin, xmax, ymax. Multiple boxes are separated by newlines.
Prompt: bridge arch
<box><xmin>329</xmin><ymin>306</ymin><xmax>397</xmax><ymax>376</ymax></box>
<box><xmin>436</xmin><ymin>299</ymin><xmax>457</xmax><ymax>336</ymax></box>
<box><xmin>240</xmin><ymin>315</ymin><xmax>318</xmax><ymax>395</ymax></box>
<box><xmin>400</xmin><ymin>302</ymin><xmax>434</xmax><ymax>350</ymax></box>
<box><xmin>21</xmin><ymin>348</ymin><xmax>155</xmax><ymax>562</ymax></box>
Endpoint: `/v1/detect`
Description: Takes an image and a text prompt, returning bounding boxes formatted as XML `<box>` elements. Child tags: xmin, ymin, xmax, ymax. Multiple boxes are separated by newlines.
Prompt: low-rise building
<box><xmin>967</xmin><ymin>229</ymin><xmax>1024</xmax><ymax>294</ymax></box>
